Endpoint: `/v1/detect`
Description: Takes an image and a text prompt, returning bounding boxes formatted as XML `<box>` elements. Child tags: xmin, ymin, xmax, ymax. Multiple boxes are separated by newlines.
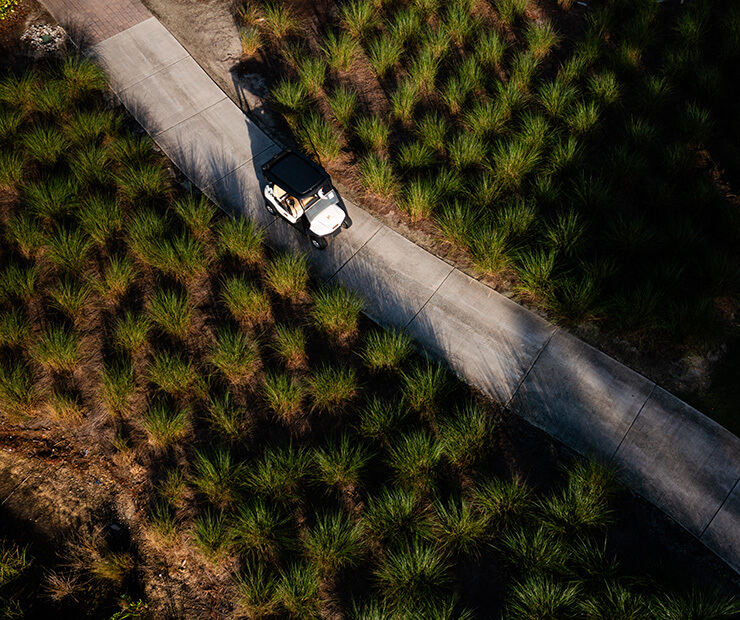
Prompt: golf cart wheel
<box><xmin>342</xmin><ymin>213</ymin><xmax>353</xmax><ymax>229</ymax></box>
<box><xmin>264</xmin><ymin>201</ymin><xmax>277</xmax><ymax>215</ymax></box>
<box><xmin>310</xmin><ymin>235</ymin><xmax>328</xmax><ymax>250</ymax></box>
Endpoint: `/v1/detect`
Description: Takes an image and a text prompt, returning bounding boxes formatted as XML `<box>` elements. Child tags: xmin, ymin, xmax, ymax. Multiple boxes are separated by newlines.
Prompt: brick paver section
<box><xmin>41</xmin><ymin>0</ymin><xmax>151</xmax><ymax>45</ymax></box>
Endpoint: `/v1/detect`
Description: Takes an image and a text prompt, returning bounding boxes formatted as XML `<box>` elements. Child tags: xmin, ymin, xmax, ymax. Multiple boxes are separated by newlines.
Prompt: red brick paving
<box><xmin>40</xmin><ymin>0</ymin><xmax>152</xmax><ymax>45</ymax></box>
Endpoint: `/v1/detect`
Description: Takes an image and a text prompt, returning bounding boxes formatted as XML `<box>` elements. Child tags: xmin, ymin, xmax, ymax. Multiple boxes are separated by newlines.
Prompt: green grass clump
<box><xmin>191</xmin><ymin>510</ymin><xmax>232</xmax><ymax>562</ymax></box>
<box><xmin>208</xmin><ymin>327</ymin><xmax>260</xmax><ymax>383</ymax></box>
<box><xmin>362</xmin><ymin>486</ymin><xmax>431</xmax><ymax>544</ymax></box>
<box><xmin>358</xmin><ymin>397</ymin><xmax>406</xmax><ymax>445</ymax></box>
<box><xmin>375</xmin><ymin>538</ymin><xmax>451</xmax><ymax>612</ymax></box>
<box><xmin>475</xmin><ymin>30</ymin><xmax>507</xmax><ymax>68</ymax></box>
<box><xmin>505</xmin><ymin>573</ymin><xmax>580</xmax><ymax>620</ymax></box>
<box><xmin>192</xmin><ymin>447</ymin><xmax>247</xmax><ymax>509</ymax></box>
<box><xmin>303</xmin><ymin>512</ymin><xmax>363</xmax><ymax>576</ymax></box>
<box><xmin>272</xmin><ymin>325</ymin><xmax>307</xmax><ymax>370</ymax></box>
<box><xmin>525</xmin><ymin>20</ymin><xmax>560</xmax><ymax>59</ymax></box>
<box><xmin>355</xmin><ymin>114</ymin><xmax>390</xmax><ymax>153</ymax></box>
<box><xmin>100</xmin><ymin>358</ymin><xmax>135</xmax><ymax>417</ymax></box>
<box><xmin>147</xmin><ymin>350</ymin><xmax>202</xmax><ymax>397</ymax></box>
<box><xmin>173</xmin><ymin>193</ymin><xmax>217</xmax><ymax>239</ymax></box>
<box><xmin>142</xmin><ymin>401</ymin><xmax>189</xmax><ymax>448</ymax></box>
<box><xmin>367</xmin><ymin>34</ymin><xmax>403</xmax><ymax>78</ymax></box>
<box><xmin>495</xmin><ymin>0</ymin><xmax>528</xmax><ymax>26</ymax></box>
<box><xmin>439</xmin><ymin>403</ymin><xmax>494</xmax><ymax>470</ymax></box>
<box><xmin>261</xmin><ymin>1</ymin><xmax>298</xmax><ymax>39</ymax></box>
<box><xmin>322</xmin><ymin>30</ymin><xmax>359</xmax><ymax>71</ymax></box>
<box><xmin>314</xmin><ymin>434</ymin><xmax>372</xmax><ymax>490</ymax></box>
<box><xmin>78</xmin><ymin>195</ymin><xmax>122</xmax><ymax>247</ymax></box>
<box><xmin>217</xmin><ymin>216</ymin><xmax>264</xmax><ymax>265</ymax></box>
<box><xmin>48</xmin><ymin>278</ymin><xmax>93</xmax><ymax>323</ymax></box>
<box><xmin>311</xmin><ymin>285</ymin><xmax>363</xmax><ymax>341</ymax></box>
<box><xmin>0</xmin><ymin>308</ymin><xmax>30</xmax><ymax>349</ymax></box>
<box><xmin>391</xmin><ymin>79</ymin><xmax>419</xmax><ymax>123</ymax></box>
<box><xmin>360</xmin><ymin>328</ymin><xmax>412</xmax><ymax>373</ymax></box>
<box><xmin>94</xmin><ymin>255</ymin><xmax>137</xmax><ymax>303</ymax></box>
<box><xmin>113</xmin><ymin>312</ymin><xmax>150</xmax><ymax>354</ymax></box>
<box><xmin>46</xmin><ymin>227</ymin><xmax>93</xmax><ymax>273</ymax></box>
<box><xmin>387</xmin><ymin>6</ymin><xmax>423</xmax><ymax>47</ymax></box>
<box><xmin>297</xmin><ymin>56</ymin><xmax>327</xmax><ymax>94</ymax></box>
<box><xmin>409</xmin><ymin>47</ymin><xmax>442</xmax><ymax>93</ymax></box>
<box><xmin>247</xmin><ymin>445</ymin><xmax>310</xmax><ymax>500</ymax></box>
<box><xmin>328</xmin><ymin>85</ymin><xmax>358</xmax><ymax>128</ymax></box>
<box><xmin>448</xmin><ymin>131</ymin><xmax>487</xmax><ymax>169</ymax></box>
<box><xmin>60</xmin><ymin>56</ymin><xmax>107</xmax><ymax>103</ymax></box>
<box><xmin>148</xmin><ymin>288</ymin><xmax>192</xmax><ymax>340</ymax></box>
<box><xmin>0</xmin><ymin>361</ymin><xmax>37</xmax><ymax>418</ymax></box>
<box><xmin>271</xmin><ymin>79</ymin><xmax>309</xmax><ymax>115</ymax></box>
<box><xmin>0</xmin><ymin>263</ymin><xmax>37</xmax><ymax>302</ymax></box>
<box><xmin>70</xmin><ymin>144</ymin><xmax>112</xmax><ymax>188</ymax></box>
<box><xmin>207</xmin><ymin>391</ymin><xmax>247</xmax><ymax>442</ymax></box>
<box><xmin>538</xmin><ymin>461</ymin><xmax>615</xmax><ymax>534</ymax></box>
<box><xmin>263</xmin><ymin>371</ymin><xmax>304</xmax><ymax>422</ymax></box>
<box><xmin>400</xmin><ymin>360</ymin><xmax>450</xmax><ymax>418</ymax></box>
<box><xmin>386</xmin><ymin>430</ymin><xmax>442</xmax><ymax>492</ymax></box>
<box><xmin>33</xmin><ymin>325</ymin><xmax>80</xmax><ymax>373</ymax></box>
<box><xmin>277</xmin><ymin>562</ymin><xmax>321</xmax><ymax>619</ymax></box>
<box><xmin>232</xmin><ymin>499</ymin><xmax>293</xmax><ymax>562</ymax></box>
<box><xmin>235</xmin><ymin>563</ymin><xmax>280</xmax><ymax>619</ymax></box>
<box><xmin>116</xmin><ymin>163</ymin><xmax>171</xmax><ymax>206</ymax></box>
<box><xmin>265</xmin><ymin>253</ymin><xmax>309</xmax><ymax>301</ymax></box>
<box><xmin>359</xmin><ymin>153</ymin><xmax>397</xmax><ymax>198</ymax></box>
<box><xmin>221</xmin><ymin>276</ymin><xmax>272</xmax><ymax>327</ymax></box>
<box><xmin>340</xmin><ymin>0</ymin><xmax>377</xmax><ymax>39</ymax></box>
<box><xmin>0</xmin><ymin>150</ymin><xmax>24</xmax><ymax>188</ymax></box>
<box><xmin>24</xmin><ymin>176</ymin><xmax>78</xmax><ymax>221</ymax></box>
<box><xmin>396</xmin><ymin>141</ymin><xmax>437</xmax><ymax>171</ymax></box>
<box><xmin>433</xmin><ymin>495</ymin><xmax>490</xmax><ymax>556</ymax></box>
<box><xmin>308</xmin><ymin>365</ymin><xmax>358</xmax><ymax>413</ymax></box>
<box><xmin>297</xmin><ymin>111</ymin><xmax>342</xmax><ymax>162</ymax></box>
<box><xmin>416</xmin><ymin>112</ymin><xmax>448</xmax><ymax>152</ymax></box>
<box><xmin>20</xmin><ymin>125</ymin><xmax>68</xmax><ymax>167</ymax></box>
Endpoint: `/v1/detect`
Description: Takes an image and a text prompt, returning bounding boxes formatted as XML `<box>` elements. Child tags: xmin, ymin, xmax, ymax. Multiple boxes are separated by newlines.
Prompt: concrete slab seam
<box><xmin>114</xmin><ymin>52</ymin><xmax>209</xmax><ymax>98</ymax></box>
<box><xmin>327</xmin><ymin>225</ymin><xmax>383</xmax><ymax>283</ymax></box>
<box><xmin>146</xmin><ymin>93</ymin><xmax>229</xmax><ymax>139</ymax></box>
<box><xmin>403</xmin><ymin>267</ymin><xmax>454</xmax><ymax>331</ymax></box>
<box><xmin>609</xmin><ymin>382</ymin><xmax>657</xmax><ymax>463</ymax></box>
<box><xmin>504</xmin><ymin>327</ymin><xmax>558</xmax><ymax>410</ymax></box>
<box><xmin>700</xmin><ymin>475</ymin><xmax>740</xmax><ymax>539</ymax></box>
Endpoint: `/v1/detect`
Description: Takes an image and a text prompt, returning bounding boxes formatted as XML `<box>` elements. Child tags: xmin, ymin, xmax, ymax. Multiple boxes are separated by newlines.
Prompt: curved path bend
<box><xmin>36</xmin><ymin>1</ymin><xmax>740</xmax><ymax>574</ymax></box>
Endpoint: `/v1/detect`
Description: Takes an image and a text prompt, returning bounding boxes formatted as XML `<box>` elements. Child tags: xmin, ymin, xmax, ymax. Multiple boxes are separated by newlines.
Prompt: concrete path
<box><xmin>39</xmin><ymin>7</ymin><xmax>740</xmax><ymax>574</ymax></box>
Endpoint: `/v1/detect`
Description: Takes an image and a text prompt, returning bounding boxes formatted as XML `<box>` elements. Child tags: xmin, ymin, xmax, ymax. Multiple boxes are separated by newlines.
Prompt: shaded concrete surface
<box><xmin>510</xmin><ymin>331</ymin><xmax>656</xmax><ymax>460</ymax></box>
<box><xmin>331</xmin><ymin>227</ymin><xmax>454</xmax><ymax>329</ymax></box>
<box><xmin>81</xmin><ymin>14</ymin><xmax>740</xmax><ymax>574</ymax></box>
<box><xmin>153</xmin><ymin>98</ymin><xmax>275</xmax><ymax>187</ymax></box>
<box><xmin>406</xmin><ymin>270</ymin><xmax>556</xmax><ymax>404</ymax></box>
<box><xmin>702</xmin><ymin>481</ymin><xmax>740</xmax><ymax>573</ymax></box>
<box><xmin>613</xmin><ymin>387</ymin><xmax>740</xmax><ymax>536</ymax></box>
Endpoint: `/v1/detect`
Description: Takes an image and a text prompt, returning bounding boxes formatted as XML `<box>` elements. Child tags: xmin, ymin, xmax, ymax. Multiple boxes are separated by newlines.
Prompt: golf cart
<box><xmin>262</xmin><ymin>149</ymin><xmax>352</xmax><ymax>250</ymax></box>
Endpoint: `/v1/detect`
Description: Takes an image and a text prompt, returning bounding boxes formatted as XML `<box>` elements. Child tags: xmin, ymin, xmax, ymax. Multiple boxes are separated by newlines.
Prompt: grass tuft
<box><xmin>360</xmin><ymin>328</ymin><xmax>412</xmax><ymax>373</ymax></box>
<box><xmin>33</xmin><ymin>324</ymin><xmax>80</xmax><ymax>372</ymax></box>
<box><xmin>311</xmin><ymin>285</ymin><xmax>364</xmax><ymax>341</ymax></box>
<box><xmin>208</xmin><ymin>327</ymin><xmax>260</xmax><ymax>383</ymax></box>
<box><xmin>308</xmin><ymin>366</ymin><xmax>358</xmax><ymax>413</ymax></box>
<box><xmin>148</xmin><ymin>287</ymin><xmax>192</xmax><ymax>340</ymax></box>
